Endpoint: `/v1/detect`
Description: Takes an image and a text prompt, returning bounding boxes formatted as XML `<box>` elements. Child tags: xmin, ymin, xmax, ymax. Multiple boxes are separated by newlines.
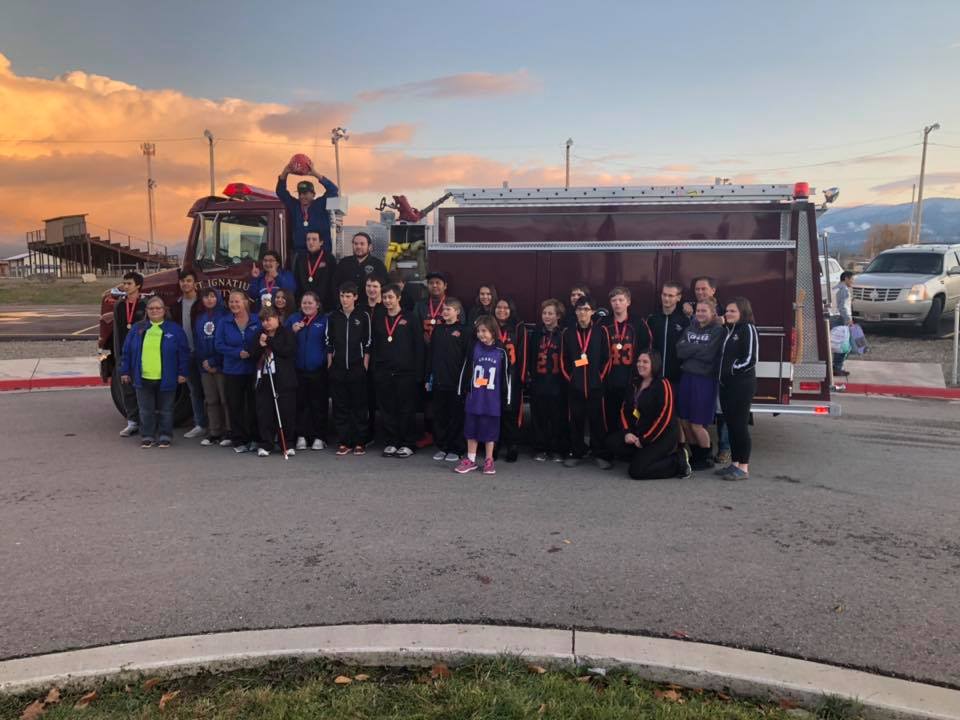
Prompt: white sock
<box><xmin>468</xmin><ymin>453</ymin><xmax>476</xmax><ymax>462</ymax></box>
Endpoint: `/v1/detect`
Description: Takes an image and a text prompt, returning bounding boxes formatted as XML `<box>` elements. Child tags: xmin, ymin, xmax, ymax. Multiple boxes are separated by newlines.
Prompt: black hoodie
<box><xmin>427</xmin><ymin>322</ymin><xmax>469</xmax><ymax>390</ymax></box>
<box><xmin>647</xmin><ymin>306</ymin><xmax>689</xmax><ymax>382</ymax></box>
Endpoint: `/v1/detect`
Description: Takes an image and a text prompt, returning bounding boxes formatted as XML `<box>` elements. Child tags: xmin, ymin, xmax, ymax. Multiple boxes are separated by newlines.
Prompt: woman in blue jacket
<box><xmin>286</xmin><ymin>290</ymin><xmax>329</xmax><ymax>451</ymax></box>
<box><xmin>248</xmin><ymin>250</ymin><xmax>296</xmax><ymax>311</ymax></box>
<box><xmin>215</xmin><ymin>289</ymin><xmax>262</xmax><ymax>452</ymax></box>
<box><xmin>119</xmin><ymin>296</ymin><xmax>190</xmax><ymax>448</ymax></box>
<box><xmin>194</xmin><ymin>288</ymin><xmax>231</xmax><ymax>446</ymax></box>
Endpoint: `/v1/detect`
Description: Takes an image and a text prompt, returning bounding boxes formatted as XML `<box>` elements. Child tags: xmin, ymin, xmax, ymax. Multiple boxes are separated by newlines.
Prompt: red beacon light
<box><xmin>793</xmin><ymin>181</ymin><xmax>810</xmax><ymax>199</ymax></box>
<box><xmin>221</xmin><ymin>183</ymin><xmax>278</xmax><ymax>201</ymax></box>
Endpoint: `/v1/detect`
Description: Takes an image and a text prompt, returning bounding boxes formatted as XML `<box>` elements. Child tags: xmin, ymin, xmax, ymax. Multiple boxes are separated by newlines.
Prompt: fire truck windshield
<box><xmin>195</xmin><ymin>213</ymin><xmax>269</xmax><ymax>269</ymax></box>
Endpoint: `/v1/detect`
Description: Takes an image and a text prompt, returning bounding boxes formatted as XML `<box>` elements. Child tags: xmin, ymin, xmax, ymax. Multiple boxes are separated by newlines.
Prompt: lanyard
<box><xmin>305</xmin><ymin>250</ymin><xmax>325</xmax><ymax>281</ymax></box>
<box><xmin>302</xmin><ymin>313</ymin><xmax>316</xmax><ymax>330</ymax></box>
<box><xmin>301</xmin><ymin>203</ymin><xmax>310</xmax><ymax>226</ymax></box>
<box><xmin>384</xmin><ymin>312</ymin><xmax>402</xmax><ymax>342</ymax></box>
<box><xmin>613</xmin><ymin>319</ymin><xmax>629</xmax><ymax>343</ymax></box>
<box><xmin>124</xmin><ymin>299</ymin><xmax>137</xmax><ymax>328</ymax></box>
<box><xmin>499</xmin><ymin>328</ymin><xmax>510</xmax><ymax>344</ymax></box>
<box><xmin>264</xmin><ymin>275</ymin><xmax>276</xmax><ymax>295</ymax></box>
<box><xmin>428</xmin><ymin>296</ymin><xmax>445</xmax><ymax>323</ymax></box>
<box><xmin>540</xmin><ymin>328</ymin><xmax>556</xmax><ymax>353</ymax></box>
<box><xmin>576</xmin><ymin>326</ymin><xmax>593</xmax><ymax>357</ymax></box>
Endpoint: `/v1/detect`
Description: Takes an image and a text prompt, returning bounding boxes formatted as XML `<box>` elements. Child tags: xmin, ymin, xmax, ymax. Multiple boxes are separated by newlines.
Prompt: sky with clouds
<box><xmin>0</xmin><ymin>0</ymin><xmax>958</xmax><ymax>257</ymax></box>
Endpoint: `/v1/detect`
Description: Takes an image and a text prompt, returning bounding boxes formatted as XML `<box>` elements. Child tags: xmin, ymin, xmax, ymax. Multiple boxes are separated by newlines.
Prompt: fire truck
<box><xmin>99</xmin><ymin>181</ymin><xmax>838</xmax><ymax>419</ymax></box>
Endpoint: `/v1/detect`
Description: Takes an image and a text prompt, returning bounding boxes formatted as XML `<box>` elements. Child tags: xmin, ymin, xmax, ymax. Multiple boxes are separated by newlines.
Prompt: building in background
<box><xmin>3</xmin><ymin>251</ymin><xmax>62</xmax><ymax>277</ymax></box>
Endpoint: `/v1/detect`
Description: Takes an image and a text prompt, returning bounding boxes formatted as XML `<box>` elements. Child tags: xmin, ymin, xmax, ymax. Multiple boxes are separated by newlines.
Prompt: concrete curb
<box><xmin>1</xmin><ymin>624</ymin><xmax>957</xmax><ymax>720</ymax></box>
<box><xmin>0</xmin><ymin>376</ymin><xmax>103</xmax><ymax>392</ymax></box>
<box><xmin>839</xmin><ymin>383</ymin><xmax>960</xmax><ymax>400</ymax></box>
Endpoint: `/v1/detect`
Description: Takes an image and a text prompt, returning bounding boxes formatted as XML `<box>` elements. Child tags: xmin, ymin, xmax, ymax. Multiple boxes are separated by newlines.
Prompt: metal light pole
<box><xmin>565</xmin><ymin>138</ymin><xmax>573</xmax><ymax>189</ymax></box>
<box><xmin>331</xmin><ymin>126</ymin><xmax>348</xmax><ymax>191</ymax></box>
<box><xmin>913</xmin><ymin>123</ymin><xmax>940</xmax><ymax>244</ymax></box>
<box><xmin>203</xmin><ymin>129</ymin><xmax>215</xmax><ymax>196</ymax></box>
<box><xmin>140</xmin><ymin>143</ymin><xmax>157</xmax><ymax>251</ymax></box>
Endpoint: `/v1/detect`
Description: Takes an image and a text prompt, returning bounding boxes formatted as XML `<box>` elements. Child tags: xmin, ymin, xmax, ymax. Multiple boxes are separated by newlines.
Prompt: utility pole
<box><xmin>914</xmin><ymin>123</ymin><xmax>940</xmax><ymax>244</ymax></box>
<box><xmin>565</xmin><ymin>138</ymin><xmax>573</xmax><ymax>189</ymax></box>
<box><xmin>140</xmin><ymin>143</ymin><xmax>157</xmax><ymax>252</ymax></box>
<box><xmin>203</xmin><ymin>129</ymin><xmax>215</xmax><ymax>196</ymax></box>
<box><xmin>331</xmin><ymin>127</ymin><xmax>348</xmax><ymax>191</ymax></box>
<box><xmin>906</xmin><ymin>183</ymin><xmax>916</xmax><ymax>243</ymax></box>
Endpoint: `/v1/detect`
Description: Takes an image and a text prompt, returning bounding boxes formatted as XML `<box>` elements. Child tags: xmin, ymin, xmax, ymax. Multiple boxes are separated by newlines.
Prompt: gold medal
<box><xmin>581</xmin><ymin>353</ymin><xmax>588</xmax><ymax>361</ymax></box>
<box><xmin>127</xmin><ymin>323</ymin><xmax>132</xmax><ymax>330</ymax></box>
<box><xmin>263</xmin><ymin>298</ymin><xmax>272</xmax><ymax>307</ymax></box>
<box><xmin>387</xmin><ymin>336</ymin><xmax>393</xmax><ymax>343</ymax></box>
<box><xmin>302</xmin><ymin>220</ymin><xmax>308</xmax><ymax>227</ymax></box>
<box><xmin>308</xmin><ymin>275</ymin><xmax>314</xmax><ymax>282</ymax></box>
<box><xmin>615</xmin><ymin>343</ymin><xmax>623</xmax><ymax>350</ymax></box>
<box><xmin>430</xmin><ymin>318</ymin><xmax>436</xmax><ymax>325</ymax></box>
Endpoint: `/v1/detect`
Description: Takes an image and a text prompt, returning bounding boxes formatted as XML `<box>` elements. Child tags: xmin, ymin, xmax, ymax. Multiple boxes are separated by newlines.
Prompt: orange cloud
<box><xmin>357</xmin><ymin>70</ymin><xmax>537</xmax><ymax>102</ymax></box>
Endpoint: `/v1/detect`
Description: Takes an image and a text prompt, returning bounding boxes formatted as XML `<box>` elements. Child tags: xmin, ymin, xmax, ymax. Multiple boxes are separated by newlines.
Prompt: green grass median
<box><xmin>3</xmin><ymin>656</ymin><xmax>863</xmax><ymax>720</ymax></box>
<box><xmin>0</xmin><ymin>279</ymin><xmax>115</xmax><ymax>305</ymax></box>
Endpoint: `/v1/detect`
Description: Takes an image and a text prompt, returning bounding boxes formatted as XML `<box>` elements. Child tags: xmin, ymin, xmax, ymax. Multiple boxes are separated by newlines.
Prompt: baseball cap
<box><xmin>426</xmin><ymin>271</ymin><xmax>448</xmax><ymax>283</ymax></box>
<box><xmin>297</xmin><ymin>181</ymin><xmax>315</xmax><ymax>194</ymax></box>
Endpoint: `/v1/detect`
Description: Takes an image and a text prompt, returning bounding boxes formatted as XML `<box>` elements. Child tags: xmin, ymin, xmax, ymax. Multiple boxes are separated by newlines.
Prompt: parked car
<box><xmin>818</xmin><ymin>255</ymin><xmax>844</xmax><ymax>310</ymax></box>
<box><xmin>851</xmin><ymin>244</ymin><xmax>960</xmax><ymax>333</ymax></box>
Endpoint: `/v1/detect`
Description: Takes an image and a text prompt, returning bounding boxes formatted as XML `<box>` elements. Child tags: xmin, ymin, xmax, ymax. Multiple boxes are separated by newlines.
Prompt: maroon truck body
<box><xmin>100</xmin><ymin>183</ymin><xmax>835</xmax><ymax>417</ymax></box>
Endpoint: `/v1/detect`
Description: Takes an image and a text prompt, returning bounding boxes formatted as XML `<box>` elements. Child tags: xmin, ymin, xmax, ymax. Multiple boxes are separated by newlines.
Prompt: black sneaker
<box><xmin>140</xmin><ymin>439</ymin><xmax>154</xmax><ymax>449</ymax></box>
<box><xmin>505</xmin><ymin>446</ymin><xmax>519</xmax><ymax>463</ymax></box>
<box><xmin>157</xmin><ymin>439</ymin><xmax>171</xmax><ymax>449</ymax></box>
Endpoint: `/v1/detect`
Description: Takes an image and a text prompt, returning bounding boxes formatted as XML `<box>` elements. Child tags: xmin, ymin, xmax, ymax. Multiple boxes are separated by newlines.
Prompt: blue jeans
<box><xmin>186</xmin><ymin>356</ymin><xmax>207</xmax><ymax>428</ymax></box>
<box><xmin>136</xmin><ymin>380</ymin><xmax>176</xmax><ymax>442</ymax></box>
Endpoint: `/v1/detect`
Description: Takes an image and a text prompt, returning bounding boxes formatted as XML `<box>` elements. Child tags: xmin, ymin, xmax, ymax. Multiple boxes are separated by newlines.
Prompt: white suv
<box><xmin>852</xmin><ymin>244</ymin><xmax>960</xmax><ymax>333</ymax></box>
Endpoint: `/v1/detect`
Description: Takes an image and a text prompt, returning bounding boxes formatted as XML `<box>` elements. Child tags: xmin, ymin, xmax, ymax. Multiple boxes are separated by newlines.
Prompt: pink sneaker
<box><xmin>482</xmin><ymin>457</ymin><xmax>496</xmax><ymax>475</ymax></box>
<box><xmin>454</xmin><ymin>458</ymin><xmax>478</xmax><ymax>474</ymax></box>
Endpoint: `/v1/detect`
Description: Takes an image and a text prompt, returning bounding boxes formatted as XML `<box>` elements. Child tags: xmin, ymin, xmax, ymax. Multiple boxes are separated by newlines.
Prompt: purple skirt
<box><xmin>677</xmin><ymin>373</ymin><xmax>718</xmax><ymax>426</ymax></box>
<box><xmin>464</xmin><ymin>413</ymin><xmax>500</xmax><ymax>443</ymax></box>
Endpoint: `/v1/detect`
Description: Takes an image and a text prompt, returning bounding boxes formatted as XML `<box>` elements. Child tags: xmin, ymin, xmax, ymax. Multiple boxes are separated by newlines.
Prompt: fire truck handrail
<box><xmin>446</xmin><ymin>185</ymin><xmax>808</xmax><ymax>207</ymax></box>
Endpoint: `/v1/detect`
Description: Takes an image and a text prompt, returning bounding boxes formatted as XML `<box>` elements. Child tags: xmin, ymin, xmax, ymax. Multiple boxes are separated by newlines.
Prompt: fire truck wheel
<box><xmin>109</xmin><ymin>362</ymin><xmax>126</xmax><ymax>418</ymax></box>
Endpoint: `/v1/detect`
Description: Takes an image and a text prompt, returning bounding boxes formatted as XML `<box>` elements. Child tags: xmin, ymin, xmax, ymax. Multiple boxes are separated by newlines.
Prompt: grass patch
<box><xmin>0</xmin><ymin>656</ymin><xmax>805</xmax><ymax>720</ymax></box>
<box><xmin>0</xmin><ymin>279</ymin><xmax>116</xmax><ymax>305</ymax></box>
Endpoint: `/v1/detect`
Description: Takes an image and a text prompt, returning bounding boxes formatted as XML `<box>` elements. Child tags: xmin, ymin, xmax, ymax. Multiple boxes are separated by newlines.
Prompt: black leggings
<box><xmin>606</xmin><ymin>421</ymin><xmax>680</xmax><ymax>480</ymax></box>
<box><xmin>224</xmin><ymin>373</ymin><xmax>256</xmax><ymax>445</ymax></box>
<box><xmin>719</xmin><ymin>374</ymin><xmax>756</xmax><ymax>464</ymax></box>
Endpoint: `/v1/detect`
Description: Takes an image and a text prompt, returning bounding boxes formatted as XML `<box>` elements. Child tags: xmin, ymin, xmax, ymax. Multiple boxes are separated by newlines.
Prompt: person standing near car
<box><xmin>717</xmin><ymin>298</ymin><xmax>759</xmax><ymax>481</ymax></box>
<box><xmin>834</xmin><ymin>272</ymin><xmax>854</xmax><ymax>377</ymax></box>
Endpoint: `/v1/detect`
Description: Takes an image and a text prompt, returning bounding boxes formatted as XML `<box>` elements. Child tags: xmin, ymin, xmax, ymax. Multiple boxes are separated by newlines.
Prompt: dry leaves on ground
<box><xmin>430</xmin><ymin>663</ymin><xmax>452</xmax><ymax>680</ymax></box>
<box><xmin>654</xmin><ymin>688</ymin><xmax>685</xmax><ymax>703</ymax></box>
<box><xmin>74</xmin><ymin>690</ymin><xmax>98</xmax><ymax>709</ymax></box>
<box><xmin>43</xmin><ymin>688</ymin><xmax>60</xmax><ymax>705</ymax></box>
<box><xmin>158</xmin><ymin>690</ymin><xmax>180</xmax><ymax>710</ymax></box>
<box><xmin>527</xmin><ymin>664</ymin><xmax>547</xmax><ymax>674</ymax></box>
<box><xmin>20</xmin><ymin>700</ymin><xmax>46</xmax><ymax>720</ymax></box>
<box><xmin>779</xmin><ymin>697</ymin><xmax>800</xmax><ymax>709</ymax></box>
<box><xmin>143</xmin><ymin>677</ymin><xmax>161</xmax><ymax>691</ymax></box>
<box><xmin>334</xmin><ymin>675</ymin><xmax>353</xmax><ymax>685</ymax></box>
<box><xmin>353</xmin><ymin>674</ymin><xmax>370</xmax><ymax>682</ymax></box>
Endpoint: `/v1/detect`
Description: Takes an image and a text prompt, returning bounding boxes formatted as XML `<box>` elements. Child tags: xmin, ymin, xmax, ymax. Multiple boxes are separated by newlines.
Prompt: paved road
<box><xmin>1</xmin><ymin>390</ymin><xmax>958</xmax><ymax>687</ymax></box>
<box><xmin>0</xmin><ymin>305</ymin><xmax>100</xmax><ymax>340</ymax></box>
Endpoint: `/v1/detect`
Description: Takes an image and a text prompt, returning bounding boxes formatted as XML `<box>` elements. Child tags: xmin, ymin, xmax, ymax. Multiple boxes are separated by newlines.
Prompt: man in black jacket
<box><xmin>326</xmin><ymin>282</ymin><xmax>372</xmax><ymax>455</ymax></box>
<box><xmin>371</xmin><ymin>284</ymin><xmax>424</xmax><ymax>457</ymax></box>
<box><xmin>648</xmin><ymin>281</ymin><xmax>689</xmax><ymax>384</ymax></box>
<box><xmin>171</xmin><ymin>268</ymin><xmax>206</xmax><ymax>440</ymax></box>
<box><xmin>293</xmin><ymin>231</ymin><xmax>337</xmax><ymax>310</ymax></box>
<box><xmin>331</xmin><ymin>232</ymin><xmax>388</xmax><ymax>302</ymax></box>
<box><xmin>111</xmin><ymin>271</ymin><xmax>146</xmax><ymax>436</ymax></box>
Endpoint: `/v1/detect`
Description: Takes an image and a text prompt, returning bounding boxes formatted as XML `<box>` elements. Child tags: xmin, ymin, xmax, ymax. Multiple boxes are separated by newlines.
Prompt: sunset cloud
<box><xmin>869</xmin><ymin>172</ymin><xmax>960</xmax><ymax>194</ymax></box>
<box><xmin>357</xmin><ymin>70</ymin><xmax>537</xmax><ymax>102</ymax></box>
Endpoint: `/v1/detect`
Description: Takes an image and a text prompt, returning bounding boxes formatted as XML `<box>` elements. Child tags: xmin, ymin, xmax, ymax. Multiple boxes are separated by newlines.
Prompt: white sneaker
<box><xmin>219</xmin><ymin>438</ymin><xmax>233</xmax><ymax>447</ymax></box>
<box><xmin>445</xmin><ymin>453</ymin><xmax>460</xmax><ymax>462</ymax></box>
<box><xmin>311</xmin><ymin>439</ymin><xmax>325</xmax><ymax>451</ymax></box>
<box><xmin>395</xmin><ymin>446</ymin><xmax>413</xmax><ymax>458</ymax></box>
<box><xmin>119</xmin><ymin>422</ymin><xmax>139</xmax><ymax>437</ymax></box>
<box><xmin>383</xmin><ymin>445</ymin><xmax>398</xmax><ymax>457</ymax></box>
<box><xmin>286</xmin><ymin>448</ymin><xmax>296</xmax><ymax>457</ymax></box>
<box><xmin>200</xmin><ymin>437</ymin><xmax>214</xmax><ymax>446</ymax></box>
<box><xmin>432</xmin><ymin>450</ymin><xmax>447</xmax><ymax>461</ymax></box>
<box><xmin>234</xmin><ymin>444</ymin><xmax>249</xmax><ymax>454</ymax></box>
<box><xmin>183</xmin><ymin>425</ymin><xmax>206</xmax><ymax>439</ymax></box>
<box><xmin>257</xmin><ymin>448</ymin><xmax>270</xmax><ymax>457</ymax></box>
<box><xmin>295</xmin><ymin>436</ymin><xmax>307</xmax><ymax>451</ymax></box>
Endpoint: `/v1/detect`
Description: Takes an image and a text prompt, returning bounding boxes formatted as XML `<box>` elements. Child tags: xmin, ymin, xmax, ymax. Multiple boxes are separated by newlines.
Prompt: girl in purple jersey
<box><xmin>455</xmin><ymin>315</ymin><xmax>510</xmax><ymax>475</ymax></box>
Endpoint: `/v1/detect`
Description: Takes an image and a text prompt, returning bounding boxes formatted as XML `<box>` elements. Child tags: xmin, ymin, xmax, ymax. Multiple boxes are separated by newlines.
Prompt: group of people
<box><xmin>113</xmin><ymin>237</ymin><xmax>759</xmax><ymax>481</ymax></box>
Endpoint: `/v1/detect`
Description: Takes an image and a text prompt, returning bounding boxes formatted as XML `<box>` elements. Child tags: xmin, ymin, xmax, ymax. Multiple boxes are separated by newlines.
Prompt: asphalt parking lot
<box><xmin>1</xmin><ymin>389</ymin><xmax>958</xmax><ymax>687</ymax></box>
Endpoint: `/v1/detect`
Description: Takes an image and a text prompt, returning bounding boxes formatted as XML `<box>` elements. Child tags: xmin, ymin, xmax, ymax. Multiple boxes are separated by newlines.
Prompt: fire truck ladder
<box><xmin>447</xmin><ymin>184</ymin><xmax>808</xmax><ymax>207</ymax></box>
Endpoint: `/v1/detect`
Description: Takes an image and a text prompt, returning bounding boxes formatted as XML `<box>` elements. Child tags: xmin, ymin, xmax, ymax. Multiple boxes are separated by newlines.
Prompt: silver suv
<box><xmin>852</xmin><ymin>244</ymin><xmax>960</xmax><ymax>333</ymax></box>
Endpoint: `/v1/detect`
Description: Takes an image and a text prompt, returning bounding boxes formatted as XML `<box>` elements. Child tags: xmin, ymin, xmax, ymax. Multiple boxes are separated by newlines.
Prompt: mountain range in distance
<box><xmin>818</xmin><ymin>197</ymin><xmax>960</xmax><ymax>254</ymax></box>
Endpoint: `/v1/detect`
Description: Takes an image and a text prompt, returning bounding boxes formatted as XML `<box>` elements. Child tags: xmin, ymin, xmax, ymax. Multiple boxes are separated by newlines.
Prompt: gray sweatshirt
<box><xmin>676</xmin><ymin>320</ymin><xmax>724</xmax><ymax>376</ymax></box>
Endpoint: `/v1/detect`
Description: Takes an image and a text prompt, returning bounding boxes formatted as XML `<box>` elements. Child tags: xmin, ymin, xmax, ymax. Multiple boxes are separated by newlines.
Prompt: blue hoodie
<box><xmin>193</xmin><ymin>302</ymin><xmax>229</xmax><ymax>371</ymax></box>
<box><xmin>286</xmin><ymin>311</ymin><xmax>329</xmax><ymax>372</ymax></box>
<box><xmin>118</xmin><ymin>319</ymin><xmax>191</xmax><ymax>391</ymax></box>
<box><xmin>214</xmin><ymin>313</ymin><xmax>262</xmax><ymax>375</ymax></box>
<box><xmin>247</xmin><ymin>270</ymin><xmax>297</xmax><ymax>311</ymax></box>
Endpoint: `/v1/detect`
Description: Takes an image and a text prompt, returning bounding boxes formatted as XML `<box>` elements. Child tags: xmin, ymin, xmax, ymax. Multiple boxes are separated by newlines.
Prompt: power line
<box><xmin>0</xmin><ymin>136</ymin><xmax>202</xmax><ymax>144</ymax></box>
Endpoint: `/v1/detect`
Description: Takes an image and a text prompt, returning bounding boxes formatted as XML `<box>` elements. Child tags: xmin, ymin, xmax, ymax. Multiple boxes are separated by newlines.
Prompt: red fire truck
<box><xmin>99</xmin><ymin>181</ymin><xmax>837</xmax><ymax>419</ymax></box>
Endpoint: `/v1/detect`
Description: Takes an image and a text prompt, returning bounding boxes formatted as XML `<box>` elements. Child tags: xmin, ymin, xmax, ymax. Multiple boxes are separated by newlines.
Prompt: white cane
<box><xmin>265</xmin><ymin>352</ymin><xmax>289</xmax><ymax>460</ymax></box>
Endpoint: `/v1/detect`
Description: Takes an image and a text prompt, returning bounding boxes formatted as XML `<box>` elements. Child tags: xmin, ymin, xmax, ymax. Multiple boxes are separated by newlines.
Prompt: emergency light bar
<box><xmin>222</xmin><ymin>183</ymin><xmax>278</xmax><ymax>201</ymax></box>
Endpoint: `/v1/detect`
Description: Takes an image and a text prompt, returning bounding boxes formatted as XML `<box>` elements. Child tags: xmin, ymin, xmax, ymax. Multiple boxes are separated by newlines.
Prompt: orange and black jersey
<box><xmin>560</xmin><ymin>322</ymin><xmax>611</xmax><ymax>395</ymax></box>
<box><xmin>600</xmin><ymin>313</ymin><xmax>652</xmax><ymax>388</ymax></box>
<box><xmin>527</xmin><ymin>324</ymin><xmax>565</xmax><ymax>396</ymax></box>
<box><xmin>619</xmin><ymin>377</ymin><xmax>676</xmax><ymax>445</ymax></box>
<box><xmin>497</xmin><ymin>321</ymin><xmax>528</xmax><ymax>398</ymax></box>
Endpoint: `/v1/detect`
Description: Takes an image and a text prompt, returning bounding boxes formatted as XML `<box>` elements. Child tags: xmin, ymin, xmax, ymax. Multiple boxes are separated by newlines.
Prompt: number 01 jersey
<box><xmin>460</xmin><ymin>341</ymin><xmax>510</xmax><ymax>417</ymax></box>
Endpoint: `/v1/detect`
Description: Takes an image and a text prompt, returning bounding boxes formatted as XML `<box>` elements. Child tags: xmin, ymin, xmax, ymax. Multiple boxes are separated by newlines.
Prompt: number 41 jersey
<box><xmin>463</xmin><ymin>342</ymin><xmax>508</xmax><ymax>417</ymax></box>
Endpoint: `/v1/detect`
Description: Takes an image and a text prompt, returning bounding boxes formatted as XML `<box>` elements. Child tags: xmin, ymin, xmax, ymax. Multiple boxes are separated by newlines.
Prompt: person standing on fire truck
<box><xmin>276</xmin><ymin>159</ymin><xmax>338</xmax><ymax>257</ymax></box>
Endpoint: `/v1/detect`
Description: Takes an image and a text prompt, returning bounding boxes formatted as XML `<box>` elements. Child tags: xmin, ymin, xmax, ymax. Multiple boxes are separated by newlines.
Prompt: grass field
<box><xmin>2</xmin><ymin>657</ymin><xmax>863</xmax><ymax>720</ymax></box>
<box><xmin>0</xmin><ymin>278</ymin><xmax>116</xmax><ymax>305</ymax></box>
